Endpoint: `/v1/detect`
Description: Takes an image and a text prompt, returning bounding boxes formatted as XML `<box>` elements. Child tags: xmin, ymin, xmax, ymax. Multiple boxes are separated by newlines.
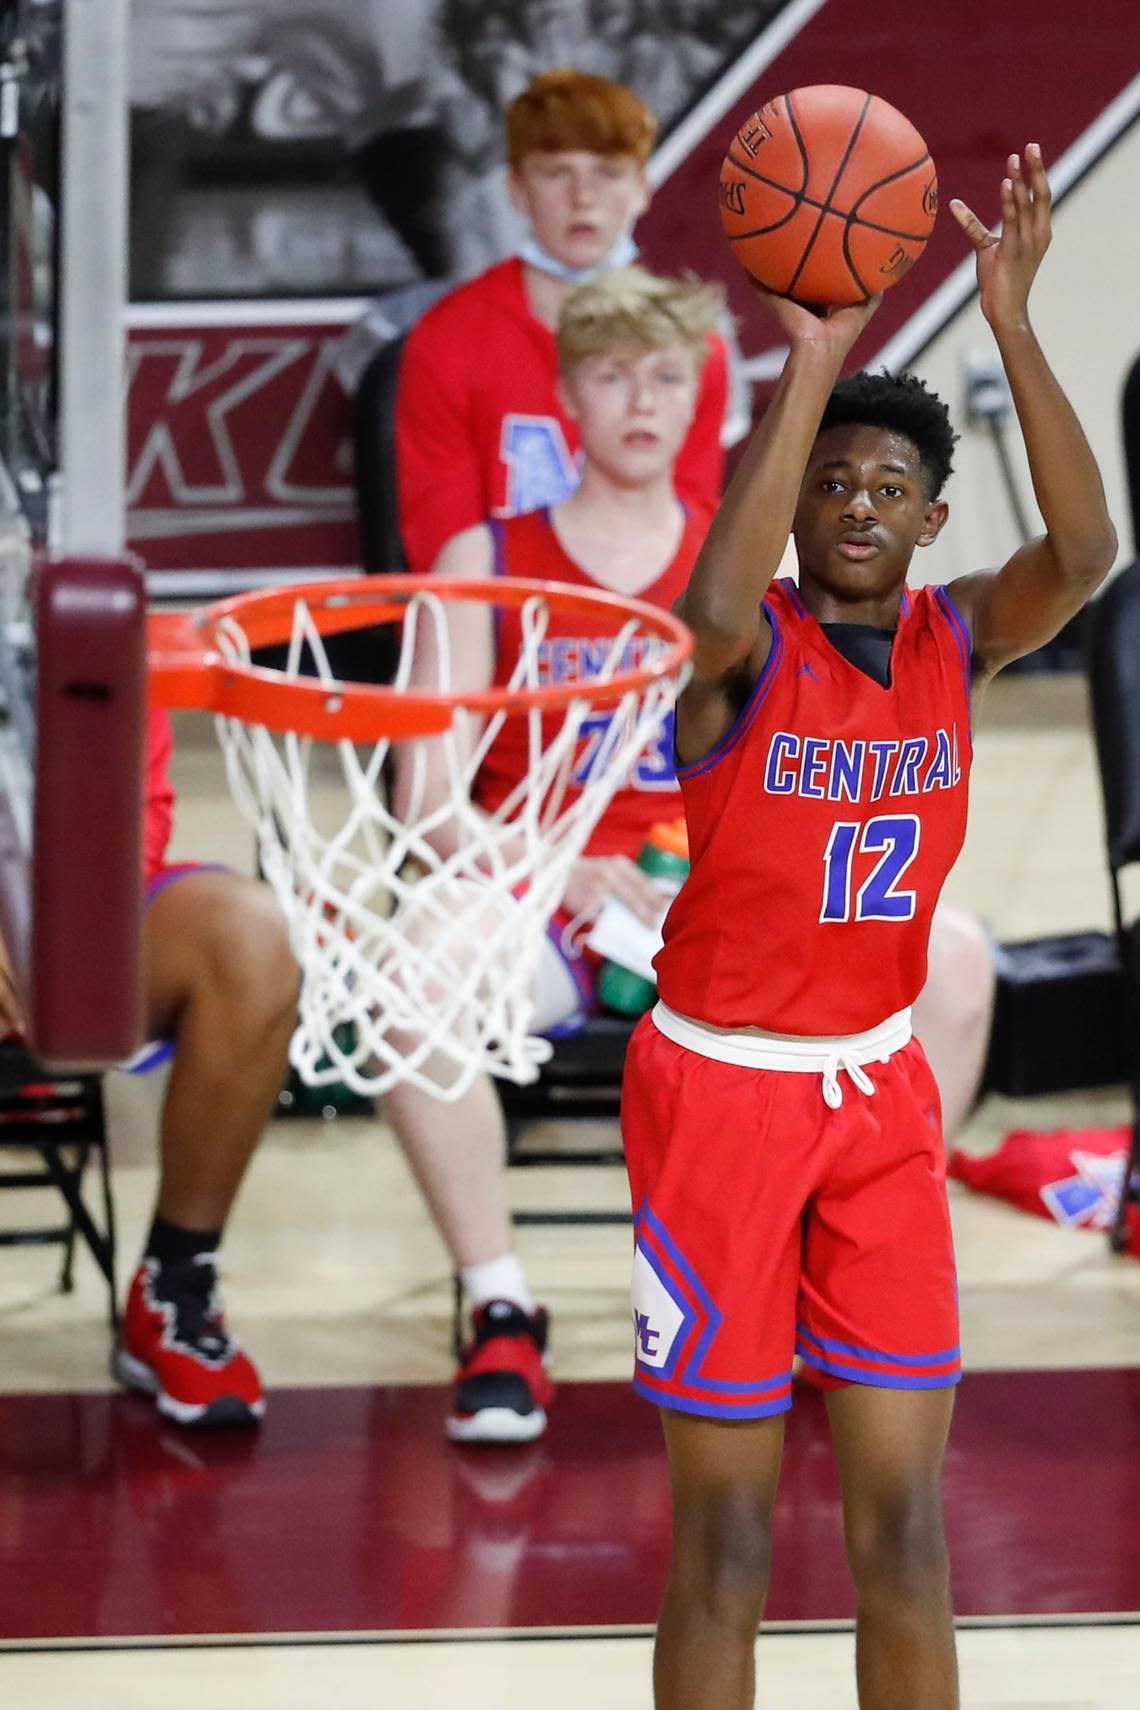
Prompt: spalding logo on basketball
<box><xmin>719</xmin><ymin>85</ymin><xmax>937</xmax><ymax>307</ymax></box>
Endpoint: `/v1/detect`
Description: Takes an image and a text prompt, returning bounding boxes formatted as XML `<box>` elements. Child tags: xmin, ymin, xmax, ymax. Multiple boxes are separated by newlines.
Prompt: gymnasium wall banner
<box><xmin>128</xmin><ymin>0</ymin><xmax>775</xmax><ymax>300</ymax></box>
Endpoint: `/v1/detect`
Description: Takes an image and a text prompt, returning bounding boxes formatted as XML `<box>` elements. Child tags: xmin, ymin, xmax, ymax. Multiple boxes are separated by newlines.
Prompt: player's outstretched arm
<box><xmin>946</xmin><ymin>145</ymin><xmax>1117</xmax><ymax>677</ymax></box>
<box><xmin>676</xmin><ymin>288</ymin><xmax>879</xmax><ymax>765</ymax></box>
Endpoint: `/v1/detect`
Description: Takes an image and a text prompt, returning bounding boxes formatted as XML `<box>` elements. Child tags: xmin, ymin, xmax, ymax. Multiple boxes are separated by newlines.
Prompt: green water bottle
<box><xmin>597</xmin><ymin>819</ymin><xmax>690</xmax><ymax>1015</ymax></box>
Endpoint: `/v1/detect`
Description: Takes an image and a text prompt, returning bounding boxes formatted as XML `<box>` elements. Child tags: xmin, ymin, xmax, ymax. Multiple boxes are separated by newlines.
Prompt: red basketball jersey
<box><xmin>655</xmin><ymin>577</ymin><xmax>972</xmax><ymax>1034</ymax></box>
<box><xmin>396</xmin><ymin>258</ymin><xmax>728</xmax><ymax>574</ymax></box>
<box><xmin>473</xmin><ymin>506</ymin><xmax>704</xmax><ymax>859</ymax></box>
<box><xmin>144</xmin><ymin>706</ymin><xmax>176</xmax><ymax>883</ymax></box>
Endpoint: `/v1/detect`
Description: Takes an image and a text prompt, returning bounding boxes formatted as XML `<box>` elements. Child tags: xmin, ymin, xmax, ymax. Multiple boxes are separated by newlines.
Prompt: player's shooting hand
<box><xmin>950</xmin><ymin>143</ymin><xmax>1051</xmax><ymax>331</ymax></box>
<box><xmin>752</xmin><ymin>281</ymin><xmax>883</xmax><ymax>361</ymax></box>
<box><xmin>562</xmin><ymin>855</ymin><xmax>666</xmax><ymax>929</ymax></box>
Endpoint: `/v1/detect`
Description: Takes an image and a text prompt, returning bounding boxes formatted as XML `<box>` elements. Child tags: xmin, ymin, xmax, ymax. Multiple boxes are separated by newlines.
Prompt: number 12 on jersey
<box><xmin>820</xmin><ymin>814</ymin><xmax>920</xmax><ymax>923</ymax></box>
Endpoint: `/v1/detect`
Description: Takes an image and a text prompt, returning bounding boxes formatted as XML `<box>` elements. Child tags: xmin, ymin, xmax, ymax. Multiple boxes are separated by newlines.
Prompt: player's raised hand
<box><xmin>950</xmin><ymin>143</ymin><xmax>1052</xmax><ymax>330</ymax></box>
<box><xmin>752</xmin><ymin>280</ymin><xmax>883</xmax><ymax>364</ymax></box>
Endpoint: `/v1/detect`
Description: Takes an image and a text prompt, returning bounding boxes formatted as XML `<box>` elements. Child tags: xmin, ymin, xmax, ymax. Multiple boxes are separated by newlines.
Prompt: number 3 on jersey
<box><xmin>820</xmin><ymin>814</ymin><xmax>920</xmax><ymax>923</ymax></box>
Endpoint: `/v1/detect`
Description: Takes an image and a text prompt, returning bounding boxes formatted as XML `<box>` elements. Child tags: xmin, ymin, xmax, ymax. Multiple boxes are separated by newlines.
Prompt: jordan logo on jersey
<box><xmin>763</xmin><ymin>726</ymin><xmax>963</xmax><ymax>803</ymax></box>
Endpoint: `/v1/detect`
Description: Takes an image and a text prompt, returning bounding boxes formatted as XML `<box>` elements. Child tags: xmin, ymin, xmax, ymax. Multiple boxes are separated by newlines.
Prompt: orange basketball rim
<box><xmin>145</xmin><ymin>575</ymin><xmax>695</xmax><ymax>1103</ymax></box>
<box><xmin>148</xmin><ymin>575</ymin><xmax>694</xmax><ymax>739</ymax></box>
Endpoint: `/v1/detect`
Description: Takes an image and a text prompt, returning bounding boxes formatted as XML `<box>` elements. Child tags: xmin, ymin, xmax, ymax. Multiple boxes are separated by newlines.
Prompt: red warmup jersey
<box><xmin>656</xmin><ymin>578</ymin><xmax>973</xmax><ymax>1035</ymax></box>
<box><xmin>145</xmin><ymin>706</ymin><xmax>176</xmax><ymax>883</ymax></box>
<box><xmin>395</xmin><ymin>257</ymin><xmax>729</xmax><ymax>574</ymax></box>
<box><xmin>474</xmin><ymin>506</ymin><xmax>704</xmax><ymax>858</ymax></box>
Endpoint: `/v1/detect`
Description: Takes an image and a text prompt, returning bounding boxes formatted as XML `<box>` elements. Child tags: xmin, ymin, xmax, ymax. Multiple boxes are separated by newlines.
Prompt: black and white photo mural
<box><xmin>127</xmin><ymin>0</ymin><xmax>783</xmax><ymax>298</ymax></box>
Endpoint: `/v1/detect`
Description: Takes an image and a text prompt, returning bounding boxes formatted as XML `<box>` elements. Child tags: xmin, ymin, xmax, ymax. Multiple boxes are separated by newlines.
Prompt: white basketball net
<box><xmin>213</xmin><ymin>586</ymin><xmax>688</xmax><ymax>1102</ymax></box>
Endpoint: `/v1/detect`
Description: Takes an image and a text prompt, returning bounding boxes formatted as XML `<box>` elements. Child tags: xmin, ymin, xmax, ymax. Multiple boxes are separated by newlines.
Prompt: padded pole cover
<box><xmin>32</xmin><ymin>556</ymin><xmax>145</xmax><ymax>1064</ymax></box>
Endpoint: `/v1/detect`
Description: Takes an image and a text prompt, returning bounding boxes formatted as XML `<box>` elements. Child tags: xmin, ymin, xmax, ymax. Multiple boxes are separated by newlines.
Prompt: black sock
<box><xmin>144</xmin><ymin>1215</ymin><xmax>222</xmax><ymax>1269</ymax></box>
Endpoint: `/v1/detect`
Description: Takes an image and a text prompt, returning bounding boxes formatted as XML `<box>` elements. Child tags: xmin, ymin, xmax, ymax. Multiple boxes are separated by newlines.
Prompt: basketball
<box><xmin>718</xmin><ymin>85</ymin><xmax>937</xmax><ymax>306</ymax></box>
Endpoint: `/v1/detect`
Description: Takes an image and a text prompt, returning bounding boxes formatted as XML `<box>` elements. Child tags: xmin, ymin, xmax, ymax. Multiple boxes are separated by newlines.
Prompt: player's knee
<box><xmin>949</xmin><ymin>912</ymin><xmax>994</xmax><ymax>1020</ymax></box>
<box><xmin>925</xmin><ymin>908</ymin><xmax>995</xmax><ymax>1032</ymax></box>
<box><xmin>206</xmin><ymin>883</ymin><xmax>300</xmax><ymax>1017</ymax></box>
<box><xmin>674</xmin><ymin>1491</ymin><xmax>774</xmax><ymax>1631</ymax></box>
<box><xmin>845</xmin><ymin>1492</ymin><xmax>950</xmax><ymax>1611</ymax></box>
<box><xmin>943</xmin><ymin>909</ymin><xmax>991</xmax><ymax>998</ymax></box>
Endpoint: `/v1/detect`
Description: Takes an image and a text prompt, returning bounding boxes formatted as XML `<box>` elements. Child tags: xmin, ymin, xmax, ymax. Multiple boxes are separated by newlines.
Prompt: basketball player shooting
<box><xmin>622</xmin><ymin>145</ymin><xmax>1117</xmax><ymax>1709</ymax></box>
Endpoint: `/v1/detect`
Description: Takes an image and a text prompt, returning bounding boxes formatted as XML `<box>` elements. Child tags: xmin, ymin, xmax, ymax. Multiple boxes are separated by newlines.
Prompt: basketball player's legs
<box><xmin>142</xmin><ymin>871</ymin><xmax>300</xmax><ymax>1227</ymax></box>
<box><xmin>913</xmin><ymin>904</ymin><xmax>995</xmax><ymax>1140</ymax></box>
<box><xmin>798</xmin><ymin>1038</ymin><xmax>961</xmax><ymax>1707</ymax></box>
<box><xmin>826</xmin><ymin>1384</ymin><xmax>958</xmax><ymax>1710</ymax></box>
<box><xmin>115</xmin><ymin>869</ymin><xmax>299</xmax><ymax>1428</ymax></box>
<box><xmin>382</xmin><ymin>932</ymin><xmax>585</xmax><ymax>1441</ymax></box>
<box><xmin>654</xmin><ymin>1411</ymin><xmax>785</xmax><ymax>1710</ymax></box>
<box><xmin>383</xmin><ymin>934</ymin><xmax>584</xmax><ymax>1270</ymax></box>
<box><xmin>383</xmin><ymin>1059</ymin><xmax>514</xmax><ymax>1272</ymax></box>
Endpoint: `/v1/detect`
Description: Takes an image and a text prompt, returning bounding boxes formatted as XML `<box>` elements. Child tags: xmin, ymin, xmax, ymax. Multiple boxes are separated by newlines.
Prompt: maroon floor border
<box><xmin>1</xmin><ymin>1369</ymin><xmax>1138</xmax><ymax>1639</ymax></box>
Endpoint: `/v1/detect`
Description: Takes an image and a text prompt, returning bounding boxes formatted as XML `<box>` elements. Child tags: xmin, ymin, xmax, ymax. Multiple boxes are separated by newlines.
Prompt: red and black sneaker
<box><xmin>114</xmin><ymin>1255</ymin><xmax>265</xmax><ymax>1429</ymax></box>
<box><xmin>446</xmin><ymin>1299</ymin><xmax>554</xmax><ymax>1444</ymax></box>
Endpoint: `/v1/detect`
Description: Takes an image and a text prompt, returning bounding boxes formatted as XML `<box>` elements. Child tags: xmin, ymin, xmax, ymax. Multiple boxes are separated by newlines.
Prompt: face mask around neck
<box><xmin>518</xmin><ymin>232</ymin><xmax>639</xmax><ymax>284</ymax></box>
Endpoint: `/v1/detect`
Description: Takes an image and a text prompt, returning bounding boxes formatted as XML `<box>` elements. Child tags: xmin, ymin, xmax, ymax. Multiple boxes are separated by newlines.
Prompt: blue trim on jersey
<box><xmin>796</xmin><ymin>1346</ymin><xmax>962</xmax><ymax>1390</ymax></box>
<box><xmin>633</xmin><ymin>1379</ymin><xmax>793</xmax><ymax>1420</ymax></box>
<box><xmin>634</xmin><ymin>1203</ymin><xmax>797</xmax><ymax>1400</ymax></box>
<box><xmin>933</xmin><ymin>585</ymin><xmax>972</xmax><ymax>694</ymax></box>
<box><xmin>782</xmin><ymin>576</ymin><xmax>910</xmax><ymax>624</ymax></box>
<box><xmin>634</xmin><ymin>1201</ymin><xmax>723</xmax><ymax>1385</ymax></box>
<box><xmin>487</xmin><ymin>517</ymin><xmax>513</xmax><ymax>660</ymax></box>
<box><xmin>782</xmin><ymin>576</ymin><xmax>809</xmax><ymax>619</ymax></box>
<box><xmin>488</xmin><ymin>516</ymin><xmax>508</xmax><ymax>576</ymax></box>
<box><xmin>797</xmin><ymin>1327</ymin><xmax>961</xmax><ymax>1368</ymax></box>
<box><xmin>676</xmin><ymin>607</ymin><xmax>784</xmax><ymax>780</ymax></box>
<box><xmin>121</xmin><ymin>1039</ymin><xmax>176</xmax><ymax>1075</ymax></box>
<box><xmin>145</xmin><ymin>861</ymin><xmax>229</xmax><ymax>906</ymax></box>
<box><xmin>542</xmin><ymin>912</ymin><xmax>596</xmax><ymax>1031</ymax></box>
<box><xmin>687</xmin><ymin>1371</ymin><xmax>794</xmax><ymax>1397</ymax></box>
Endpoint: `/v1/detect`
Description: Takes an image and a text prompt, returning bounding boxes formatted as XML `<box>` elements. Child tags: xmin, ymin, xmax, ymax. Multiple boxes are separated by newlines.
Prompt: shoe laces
<box><xmin>472</xmin><ymin>1299</ymin><xmax>544</xmax><ymax>1351</ymax></box>
<box><xmin>153</xmin><ymin>1255</ymin><xmax>230</xmax><ymax>1356</ymax></box>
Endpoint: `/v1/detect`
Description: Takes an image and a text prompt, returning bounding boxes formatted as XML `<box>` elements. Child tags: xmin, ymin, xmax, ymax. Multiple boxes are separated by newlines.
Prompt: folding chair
<box><xmin>1086</xmin><ymin>556</ymin><xmax>1140</xmax><ymax>1251</ymax></box>
<box><xmin>0</xmin><ymin>1038</ymin><xmax>118</xmax><ymax>1326</ymax></box>
<box><xmin>353</xmin><ymin>331</ymin><xmax>410</xmax><ymax>575</ymax></box>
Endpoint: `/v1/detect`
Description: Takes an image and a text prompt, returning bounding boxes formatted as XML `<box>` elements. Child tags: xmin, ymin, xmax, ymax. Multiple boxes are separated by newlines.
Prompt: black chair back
<box><xmin>1123</xmin><ymin>350</ymin><xmax>1140</xmax><ymax>555</ymax></box>
<box><xmin>1088</xmin><ymin>558</ymin><xmax>1140</xmax><ymax>872</ymax></box>
<box><xmin>354</xmin><ymin>334</ymin><xmax>408</xmax><ymax>575</ymax></box>
<box><xmin>1087</xmin><ymin>556</ymin><xmax>1140</xmax><ymax>1250</ymax></box>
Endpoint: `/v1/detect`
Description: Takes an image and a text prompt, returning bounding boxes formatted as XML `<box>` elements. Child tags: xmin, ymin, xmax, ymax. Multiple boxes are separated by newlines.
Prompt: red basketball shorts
<box><xmin>621</xmin><ymin>1009</ymin><xmax>961</xmax><ymax>1419</ymax></box>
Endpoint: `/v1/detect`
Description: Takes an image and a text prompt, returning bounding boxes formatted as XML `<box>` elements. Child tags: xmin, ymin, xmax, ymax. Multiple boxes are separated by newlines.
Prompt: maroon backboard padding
<box><xmin>31</xmin><ymin>556</ymin><xmax>146</xmax><ymax>1065</ymax></box>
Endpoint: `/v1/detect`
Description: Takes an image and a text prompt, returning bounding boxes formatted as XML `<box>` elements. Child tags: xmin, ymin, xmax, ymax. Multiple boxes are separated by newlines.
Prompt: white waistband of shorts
<box><xmin>650</xmin><ymin>1001</ymin><xmax>913</xmax><ymax>1073</ymax></box>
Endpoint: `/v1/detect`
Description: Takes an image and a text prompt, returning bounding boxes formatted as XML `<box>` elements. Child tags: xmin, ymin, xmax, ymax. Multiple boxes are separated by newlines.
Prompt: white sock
<box><xmin>461</xmin><ymin>1253</ymin><xmax>534</xmax><ymax>1314</ymax></box>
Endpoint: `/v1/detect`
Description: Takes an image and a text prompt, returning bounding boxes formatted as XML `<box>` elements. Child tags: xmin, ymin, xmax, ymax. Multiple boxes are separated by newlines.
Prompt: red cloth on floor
<box><xmin>948</xmin><ymin>1127</ymin><xmax>1140</xmax><ymax>1257</ymax></box>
